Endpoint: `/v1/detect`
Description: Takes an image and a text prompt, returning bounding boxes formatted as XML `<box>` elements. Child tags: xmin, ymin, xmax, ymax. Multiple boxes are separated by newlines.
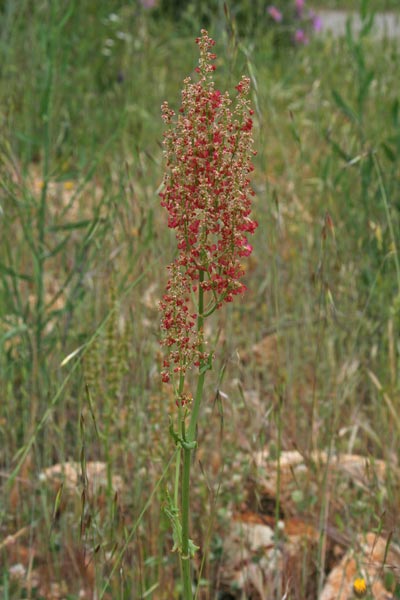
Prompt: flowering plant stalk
<box><xmin>159</xmin><ymin>30</ymin><xmax>257</xmax><ymax>598</ymax></box>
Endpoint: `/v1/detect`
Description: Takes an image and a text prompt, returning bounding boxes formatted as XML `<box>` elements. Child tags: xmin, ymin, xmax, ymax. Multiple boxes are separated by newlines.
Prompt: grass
<box><xmin>1</xmin><ymin>1</ymin><xmax>400</xmax><ymax>599</ymax></box>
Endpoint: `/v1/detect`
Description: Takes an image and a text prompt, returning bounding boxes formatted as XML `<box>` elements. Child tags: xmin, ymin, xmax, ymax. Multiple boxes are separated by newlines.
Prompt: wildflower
<box><xmin>159</xmin><ymin>30</ymin><xmax>257</xmax><ymax>384</ymax></box>
<box><xmin>353</xmin><ymin>577</ymin><xmax>367</xmax><ymax>598</ymax></box>
<box><xmin>267</xmin><ymin>6</ymin><xmax>283</xmax><ymax>23</ymax></box>
<box><xmin>294</xmin><ymin>29</ymin><xmax>309</xmax><ymax>44</ymax></box>
<box><xmin>295</xmin><ymin>0</ymin><xmax>305</xmax><ymax>12</ymax></box>
<box><xmin>312</xmin><ymin>14</ymin><xmax>323</xmax><ymax>32</ymax></box>
<box><xmin>140</xmin><ymin>0</ymin><xmax>157</xmax><ymax>8</ymax></box>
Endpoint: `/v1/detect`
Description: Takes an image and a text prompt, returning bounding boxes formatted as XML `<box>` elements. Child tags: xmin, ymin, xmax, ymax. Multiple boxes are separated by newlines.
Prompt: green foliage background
<box><xmin>0</xmin><ymin>0</ymin><xmax>399</xmax><ymax>597</ymax></box>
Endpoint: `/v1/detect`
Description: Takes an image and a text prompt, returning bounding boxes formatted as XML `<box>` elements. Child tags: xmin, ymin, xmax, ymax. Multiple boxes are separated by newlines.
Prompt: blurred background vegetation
<box><xmin>0</xmin><ymin>0</ymin><xmax>399</xmax><ymax>598</ymax></box>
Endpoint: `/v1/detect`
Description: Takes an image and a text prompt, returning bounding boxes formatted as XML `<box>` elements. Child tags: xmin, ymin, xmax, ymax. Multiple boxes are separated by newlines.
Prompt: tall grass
<box><xmin>1</xmin><ymin>1</ymin><xmax>399</xmax><ymax>598</ymax></box>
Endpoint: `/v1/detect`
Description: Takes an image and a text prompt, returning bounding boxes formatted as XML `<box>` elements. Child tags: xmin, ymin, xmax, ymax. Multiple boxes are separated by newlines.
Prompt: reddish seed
<box><xmin>159</xmin><ymin>30</ymin><xmax>257</xmax><ymax>384</ymax></box>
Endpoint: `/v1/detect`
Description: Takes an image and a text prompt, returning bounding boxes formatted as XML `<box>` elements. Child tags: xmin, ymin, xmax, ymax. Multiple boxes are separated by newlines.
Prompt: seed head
<box><xmin>160</xmin><ymin>30</ymin><xmax>257</xmax><ymax>383</ymax></box>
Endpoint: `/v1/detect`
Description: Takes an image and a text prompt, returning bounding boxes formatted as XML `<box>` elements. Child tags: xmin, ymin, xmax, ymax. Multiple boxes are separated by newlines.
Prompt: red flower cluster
<box><xmin>159</xmin><ymin>30</ymin><xmax>257</xmax><ymax>383</ymax></box>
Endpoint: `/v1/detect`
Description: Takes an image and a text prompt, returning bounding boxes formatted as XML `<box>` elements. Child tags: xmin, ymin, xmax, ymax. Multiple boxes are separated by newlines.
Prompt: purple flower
<box><xmin>267</xmin><ymin>5</ymin><xmax>283</xmax><ymax>23</ymax></box>
<box><xmin>295</xmin><ymin>0</ymin><xmax>305</xmax><ymax>11</ymax></box>
<box><xmin>312</xmin><ymin>14</ymin><xmax>323</xmax><ymax>32</ymax></box>
<box><xmin>294</xmin><ymin>29</ymin><xmax>309</xmax><ymax>44</ymax></box>
<box><xmin>140</xmin><ymin>0</ymin><xmax>157</xmax><ymax>8</ymax></box>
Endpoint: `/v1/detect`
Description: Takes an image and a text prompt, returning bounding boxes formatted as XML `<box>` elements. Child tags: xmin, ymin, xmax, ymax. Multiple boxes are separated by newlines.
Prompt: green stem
<box><xmin>188</xmin><ymin>271</ymin><xmax>205</xmax><ymax>442</ymax></box>
<box><xmin>180</xmin><ymin>270</ymin><xmax>206</xmax><ymax>599</ymax></box>
<box><xmin>174</xmin><ymin>447</ymin><xmax>181</xmax><ymax>508</ymax></box>
<box><xmin>181</xmin><ymin>445</ymin><xmax>193</xmax><ymax>599</ymax></box>
<box><xmin>188</xmin><ymin>371</ymin><xmax>206</xmax><ymax>443</ymax></box>
<box><xmin>36</xmin><ymin>1</ymin><xmax>55</xmax><ymax>359</ymax></box>
<box><xmin>174</xmin><ymin>374</ymin><xmax>185</xmax><ymax>507</ymax></box>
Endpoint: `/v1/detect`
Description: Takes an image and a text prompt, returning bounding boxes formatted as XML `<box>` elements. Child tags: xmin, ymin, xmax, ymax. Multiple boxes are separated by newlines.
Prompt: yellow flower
<box><xmin>353</xmin><ymin>577</ymin><xmax>367</xmax><ymax>597</ymax></box>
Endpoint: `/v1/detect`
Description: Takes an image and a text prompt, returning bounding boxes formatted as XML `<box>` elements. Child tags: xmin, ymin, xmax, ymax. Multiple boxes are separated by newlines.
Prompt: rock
<box><xmin>39</xmin><ymin>461</ymin><xmax>124</xmax><ymax>498</ymax></box>
<box><xmin>320</xmin><ymin>532</ymin><xmax>399</xmax><ymax>600</ymax></box>
<box><xmin>218</xmin><ymin>510</ymin><xmax>317</xmax><ymax>599</ymax></box>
